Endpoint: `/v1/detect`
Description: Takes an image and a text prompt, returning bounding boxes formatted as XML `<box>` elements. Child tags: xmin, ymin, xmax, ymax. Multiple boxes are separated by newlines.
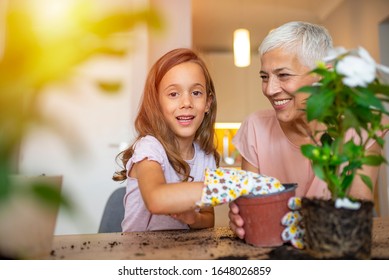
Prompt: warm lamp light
<box><xmin>233</xmin><ymin>28</ymin><xmax>250</xmax><ymax>67</ymax></box>
<box><xmin>215</xmin><ymin>122</ymin><xmax>241</xmax><ymax>129</ymax></box>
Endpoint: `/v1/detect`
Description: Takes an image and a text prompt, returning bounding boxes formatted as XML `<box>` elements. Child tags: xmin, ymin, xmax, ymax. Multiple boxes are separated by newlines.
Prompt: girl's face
<box><xmin>260</xmin><ymin>48</ymin><xmax>319</xmax><ymax>124</ymax></box>
<box><xmin>158</xmin><ymin>62</ymin><xmax>211</xmax><ymax>143</ymax></box>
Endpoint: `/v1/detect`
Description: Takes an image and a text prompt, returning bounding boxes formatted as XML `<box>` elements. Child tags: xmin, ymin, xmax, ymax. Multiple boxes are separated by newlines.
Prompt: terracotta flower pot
<box><xmin>301</xmin><ymin>198</ymin><xmax>374</xmax><ymax>259</ymax></box>
<box><xmin>235</xmin><ymin>183</ymin><xmax>297</xmax><ymax>247</ymax></box>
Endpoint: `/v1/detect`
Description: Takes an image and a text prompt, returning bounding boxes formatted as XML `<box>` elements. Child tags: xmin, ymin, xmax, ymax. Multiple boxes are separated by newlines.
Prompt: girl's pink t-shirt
<box><xmin>232</xmin><ymin>109</ymin><xmax>331</xmax><ymax>198</ymax></box>
<box><xmin>121</xmin><ymin>135</ymin><xmax>216</xmax><ymax>232</ymax></box>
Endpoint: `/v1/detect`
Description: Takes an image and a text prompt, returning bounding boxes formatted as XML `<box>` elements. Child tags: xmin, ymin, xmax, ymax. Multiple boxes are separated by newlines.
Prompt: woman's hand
<box><xmin>228</xmin><ymin>202</ymin><xmax>245</xmax><ymax>239</ymax></box>
<box><xmin>227</xmin><ymin>157</ymin><xmax>258</xmax><ymax>239</ymax></box>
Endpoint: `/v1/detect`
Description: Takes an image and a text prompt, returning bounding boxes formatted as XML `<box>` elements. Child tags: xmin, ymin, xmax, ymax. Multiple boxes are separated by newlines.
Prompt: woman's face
<box><xmin>260</xmin><ymin>48</ymin><xmax>319</xmax><ymax>124</ymax></box>
<box><xmin>158</xmin><ymin>61</ymin><xmax>211</xmax><ymax>143</ymax></box>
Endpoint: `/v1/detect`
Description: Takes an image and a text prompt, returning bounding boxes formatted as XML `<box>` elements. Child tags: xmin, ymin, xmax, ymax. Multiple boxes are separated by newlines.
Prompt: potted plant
<box><xmin>299</xmin><ymin>46</ymin><xmax>389</xmax><ymax>259</ymax></box>
<box><xmin>0</xmin><ymin>0</ymin><xmax>161</xmax><ymax>259</ymax></box>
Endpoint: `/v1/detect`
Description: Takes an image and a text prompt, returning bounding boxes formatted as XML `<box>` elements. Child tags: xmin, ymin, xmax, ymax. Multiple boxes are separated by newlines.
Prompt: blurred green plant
<box><xmin>300</xmin><ymin>47</ymin><xmax>389</xmax><ymax>199</ymax></box>
<box><xmin>0</xmin><ymin>0</ymin><xmax>161</xmax><ymax>204</ymax></box>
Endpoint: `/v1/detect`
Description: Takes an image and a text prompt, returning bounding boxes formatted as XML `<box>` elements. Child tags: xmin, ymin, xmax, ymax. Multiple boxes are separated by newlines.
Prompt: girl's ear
<box><xmin>205</xmin><ymin>93</ymin><xmax>213</xmax><ymax>114</ymax></box>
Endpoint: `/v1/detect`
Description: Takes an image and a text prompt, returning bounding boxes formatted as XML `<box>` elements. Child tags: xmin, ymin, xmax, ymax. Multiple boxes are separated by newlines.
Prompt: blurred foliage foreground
<box><xmin>0</xmin><ymin>0</ymin><xmax>161</xmax><ymax>207</ymax></box>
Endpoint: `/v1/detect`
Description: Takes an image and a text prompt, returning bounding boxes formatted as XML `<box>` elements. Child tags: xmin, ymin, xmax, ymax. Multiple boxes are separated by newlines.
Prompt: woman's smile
<box><xmin>272</xmin><ymin>98</ymin><xmax>292</xmax><ymax>109</ymax></box>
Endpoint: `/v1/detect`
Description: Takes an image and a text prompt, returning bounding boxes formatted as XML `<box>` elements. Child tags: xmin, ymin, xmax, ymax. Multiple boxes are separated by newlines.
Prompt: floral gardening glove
<box><xmin>197</xmin><ymin>167</ymin><xmax>285</xmax><ymax>207</ymax></box>
<box><xmin>281</xmin><ymin>197</ymin><xmax>305</xmax><ymax>249</ymax></box>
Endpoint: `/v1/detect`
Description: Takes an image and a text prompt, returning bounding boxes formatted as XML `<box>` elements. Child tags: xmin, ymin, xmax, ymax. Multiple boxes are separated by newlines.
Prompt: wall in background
<box><xmin>201</xmin><ymin>52</ymin><xmax>271</xmax><ymax>123</ymax></box>
<box><xmin>322</xmin><ymin>0</ymin><xmax>389</xmax><ymax>61</ymax></box>
<box><xmin>379</xmin><ymin>16</ymin><xmax>389</xmax><ymax>217</ymax></box>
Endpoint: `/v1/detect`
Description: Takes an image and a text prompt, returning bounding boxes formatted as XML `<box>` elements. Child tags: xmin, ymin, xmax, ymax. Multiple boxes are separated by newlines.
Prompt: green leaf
<box><xmin>359</xmin><ymin>174</ymin><xmax>373</xmax><ymax>190</ymax></box>
<box><xmin>310</xmin><ymin>67</ymin><xmax>333</xmax><ymax>79</ymax></box>
<box><xmin>320</xmin><ymin>133</ymin><xmax>333</xmax><ymax>146</ymax></box>
<box><xmin>31</xmin><ymin>183</ymin><xmax>72</xmax><ymax>211</ymax></box>
<box><xmin>298</xmin><ymin>85</ymin><xmax>319</xmax><ymax>95</ymax></box>
<box><xmin>305</xmin><ymin>89</ymin><xmax>335</xmax><ymax>121</ymax></box>
<box><xmin>312</xmin><ymin>163</ymin><xmax>325</xmax><ymax>181</ymax></box>
<box><xmin>340</xmin><ymin>174</ymin><xmax>354</xmax><ymax>193</ymax></box>
<box><xmin>354</xmin><ymin>87</ymin><xmax>385</xmax><ymax>110</ymax></box>
<box><xmin>301</xmin><ymin>144</ymin><xmax>318</xmax><ymax>159</ymax></box>
<box><xmin>328</xmin><ymin>173</ymin><xmax>342</xmax><ymax>195</ymax></box>
<box><xmin>369</xmin><ymin>83</ymin><xmax>389</xmax><ymax>98</ymax></box>
<box><xmin>361</xmin><ymin>155</ymin><xmax>386</xmax><ymax>166</ymax></box>
<box><xmin>376</xmin><ymin>137</ymin><xmax>386</xmax><ymax>147</ymax></box>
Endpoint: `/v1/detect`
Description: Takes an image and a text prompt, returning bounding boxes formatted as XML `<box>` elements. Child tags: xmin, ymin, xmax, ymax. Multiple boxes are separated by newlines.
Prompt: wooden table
<box><xmin>48</xmin><ymin>217</ymin><xmax>389</xmax><ymax>260</ymax></box>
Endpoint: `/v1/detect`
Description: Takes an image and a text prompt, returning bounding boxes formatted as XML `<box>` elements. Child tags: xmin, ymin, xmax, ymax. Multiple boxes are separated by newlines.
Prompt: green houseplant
<box><xmin>299</xmin><ymin>46</ymin><xmax>389</xmax><ymax>259</ymax></box>
<box><xmin>0</xmin><ymin>0</ymin><xmax>161</xmax><ymax>259</ymax></box>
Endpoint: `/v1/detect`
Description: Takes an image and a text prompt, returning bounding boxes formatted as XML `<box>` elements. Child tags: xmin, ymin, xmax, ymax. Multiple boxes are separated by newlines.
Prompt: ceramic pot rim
<box><xmin>235</xmin><ymin>183</ymin><xmax>297</xmax><ymax>206</ymax></box>
<box><xmin>240</xmin><ymin>183</ymin><xmax>297</xmax><ymax>199</ymax></box>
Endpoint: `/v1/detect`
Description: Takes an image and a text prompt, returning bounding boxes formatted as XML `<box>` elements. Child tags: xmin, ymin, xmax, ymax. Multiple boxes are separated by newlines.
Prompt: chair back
<box><xmin>98</xmin><ymin>187</ymin><xmax>126</xmax><ymax>233</ymax></box>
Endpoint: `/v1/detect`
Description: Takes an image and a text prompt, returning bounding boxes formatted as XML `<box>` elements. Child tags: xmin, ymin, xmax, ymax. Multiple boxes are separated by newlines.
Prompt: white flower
<box><xmin>324</xmin><ymin>46</ymin><xmax>347</xmax><ymax>63</ymax></box>
<box><xmin>356</xmin><ymin>46</ymin><xmax>376</xmax><ymax>65</ymax></box>
<box><xmin>335</xmin><ymin>198</ymin><xmax>361</xmax><ymax>210</ymax></box>
<box><xmin>336</xmin><ymin>52</ymin><xmax>376</xmax><ymax>87</ymax></box>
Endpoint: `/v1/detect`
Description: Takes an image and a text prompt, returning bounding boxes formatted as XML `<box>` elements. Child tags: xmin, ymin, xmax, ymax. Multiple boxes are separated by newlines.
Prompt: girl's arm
<box><xmin>191</xmin><ymin>207</ymin><xmax>214</xmax><ymax>228</ymax></box>
<box><xmin>133</xmin><ymin>158</ymin><xmax>205</xmax><ymax>214</ymax></box>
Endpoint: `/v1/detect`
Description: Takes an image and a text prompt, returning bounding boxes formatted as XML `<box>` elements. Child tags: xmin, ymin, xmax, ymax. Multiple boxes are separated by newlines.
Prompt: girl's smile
<box><xmin>176</xmin><ymin>114</ymin><xmax>195</xmax><ymax>126</ymax></box>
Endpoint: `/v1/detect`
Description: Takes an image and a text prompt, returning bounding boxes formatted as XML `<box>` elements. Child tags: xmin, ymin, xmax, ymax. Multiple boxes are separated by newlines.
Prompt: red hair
<box><xmin>114</xmin><ymin>48</ymin><xmax>219</xmax><ymax>182</ymax></box>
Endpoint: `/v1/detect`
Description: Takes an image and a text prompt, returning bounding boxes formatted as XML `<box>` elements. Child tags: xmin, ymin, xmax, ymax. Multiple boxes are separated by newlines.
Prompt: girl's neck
<box><xmin>178</xmin><ymin>139</ymin><xmax>195</xmax><ymax>160</ymax></box>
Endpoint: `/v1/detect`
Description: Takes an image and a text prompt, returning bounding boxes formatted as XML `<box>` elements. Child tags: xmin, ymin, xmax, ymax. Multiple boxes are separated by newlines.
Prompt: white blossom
<box><xmin>324</xmin><ymin>46</ymin><xmax>347</xmax><ymax>63</ymax></box>
<box><xmin>335</xmin><ymin>198</ymin><xmax>361</xmax><ymax>210</ymax></box>
<box><xmin>357</xmin><ymin>47</ymin><xmax>376</xmax><ymax>64</ymax></box>
<box><xmin>336</xmin><ymin>53</ymin><xmax>376</xmax><ymax>87</ymax></box>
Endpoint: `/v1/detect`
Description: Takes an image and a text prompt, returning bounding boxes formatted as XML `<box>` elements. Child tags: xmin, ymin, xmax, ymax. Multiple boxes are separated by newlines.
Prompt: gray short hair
<box><xmin>259</xmin><ymin>21</ymin><xmax>333</xmax><ymax>69</ymax></box>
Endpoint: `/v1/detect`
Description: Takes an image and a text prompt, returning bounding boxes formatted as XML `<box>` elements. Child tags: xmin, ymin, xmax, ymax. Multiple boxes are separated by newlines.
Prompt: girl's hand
<box><xmin>198</xmin><ymin>167</ymin><xmax>284</xmax><ymax>207</ymax></box>
<box><xmin>171</xmin><ymin>210</ymin><xmax>197</xmax><ymax>225</ymax></box>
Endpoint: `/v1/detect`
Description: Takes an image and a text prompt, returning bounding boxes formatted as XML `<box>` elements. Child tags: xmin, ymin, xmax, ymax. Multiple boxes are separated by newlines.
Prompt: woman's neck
<box><xmin>280</xmin><ymin>119</ymin><xmax>325</xmax><ymax>146</ymax></box>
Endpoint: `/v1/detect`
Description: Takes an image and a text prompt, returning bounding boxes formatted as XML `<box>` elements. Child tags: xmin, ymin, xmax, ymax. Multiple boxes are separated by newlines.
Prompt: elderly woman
<box><xmin>228</xmin><ymin>21</ymin><xmax>384</xmax><ymax>239</ymax></box>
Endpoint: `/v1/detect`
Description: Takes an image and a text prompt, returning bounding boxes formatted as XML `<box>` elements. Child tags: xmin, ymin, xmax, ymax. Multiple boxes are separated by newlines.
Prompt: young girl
<box><xmin>113</xmin><ymin>48</ymin><xmax>220</xmax><ymax>232</ymax></box>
